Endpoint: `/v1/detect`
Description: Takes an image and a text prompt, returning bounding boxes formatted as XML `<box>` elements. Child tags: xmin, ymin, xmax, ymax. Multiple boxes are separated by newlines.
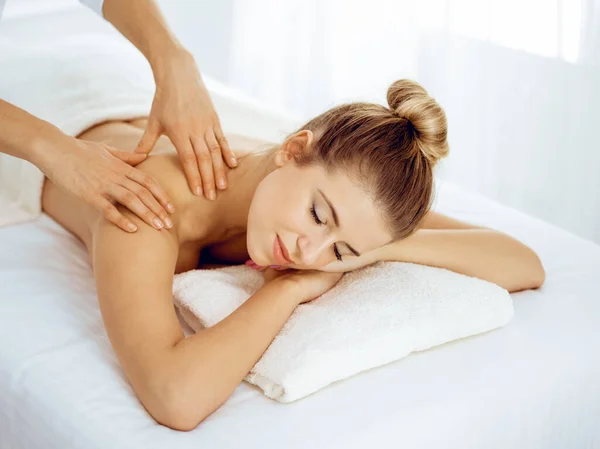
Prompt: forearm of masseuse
<box><xmin>379</xmin><ymin>228</ymin><xmax>545</xmax><ymax>292</ymax></box>
<box><xmin>102</xmin><ymin>0</ymin><xmax>191</xmax><ymax>82</ymax></box>
<box><xmin>0</xmin><ymin>99</ymin><xmax>70</xmax><ymax>171</ymax></box>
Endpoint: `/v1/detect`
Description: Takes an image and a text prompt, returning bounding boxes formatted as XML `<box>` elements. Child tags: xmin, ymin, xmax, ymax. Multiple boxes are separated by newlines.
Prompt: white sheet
<box><xmin>2</xmin><ymin>4</ymin><xmax>600</xmax><ymax>449</ymax></box>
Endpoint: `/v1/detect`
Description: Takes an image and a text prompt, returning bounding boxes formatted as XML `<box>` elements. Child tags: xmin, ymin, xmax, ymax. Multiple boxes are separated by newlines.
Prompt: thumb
<box><xmin>134</xmin><ymin>119</ymin><xmax>162</xmax><ymax>155</ymax></box>
<box><xmin>109</xmin><ymin>148</ymin><xmax>148</xmax><ymax>166</ymax></box>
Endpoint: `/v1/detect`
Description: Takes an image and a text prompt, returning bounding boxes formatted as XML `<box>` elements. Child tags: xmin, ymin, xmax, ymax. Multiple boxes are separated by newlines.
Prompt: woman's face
<box><xmin>246</xmin><ymin>131</ymin><xmax>392</xmax><ymax>271</ymax></box>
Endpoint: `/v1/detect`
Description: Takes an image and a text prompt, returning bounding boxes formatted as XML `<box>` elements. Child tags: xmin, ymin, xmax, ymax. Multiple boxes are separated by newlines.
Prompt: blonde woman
<box><xmin>40</xmin><ymin>79</ymin><xmax>545</xmax><ymax>430</ymax></box>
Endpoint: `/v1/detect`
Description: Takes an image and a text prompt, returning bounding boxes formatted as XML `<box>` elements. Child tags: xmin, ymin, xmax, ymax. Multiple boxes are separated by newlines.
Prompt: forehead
<box><xmin>294</xmin><ymin>163</ymin><xmax>392</xmax><ymax>252</ymax></box>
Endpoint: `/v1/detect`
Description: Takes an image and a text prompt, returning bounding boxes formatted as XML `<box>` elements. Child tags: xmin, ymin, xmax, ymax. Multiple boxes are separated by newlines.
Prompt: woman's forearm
<box><xmin>163</xmin><ymin>279</ymin><xmax>300</xmax><ymax>430</ymax></box>
<box><xmin>0</xmin><ymin>99</ymin><xmax>69</xmax><ymax>171</ymax></box>
<box><xmin>380</xmin><ymin>228</ymin><xmax>545</xmax><ymax>292</ymax></box>
<box><xmin>101</xmin><ymin>0</ymin><xmax>189</xmax><ymax>82</ymax></box>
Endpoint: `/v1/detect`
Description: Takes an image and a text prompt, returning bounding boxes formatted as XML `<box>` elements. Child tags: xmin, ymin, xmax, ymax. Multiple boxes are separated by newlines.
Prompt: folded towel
<box><xmin>0</xmin><ymin>31</ymin><xmax>156</xmax><ymax>228</ymax></box>
<box><xmin>172</xmin><ymin>261</ymin><xmax>514</xmax><ymax>403</ymax></box>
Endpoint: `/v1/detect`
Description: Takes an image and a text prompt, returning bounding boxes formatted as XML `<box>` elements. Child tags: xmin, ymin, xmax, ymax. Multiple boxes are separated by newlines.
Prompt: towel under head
<box><xmin>173</xmin><ymin>261</ymin><xmax>514</xmax><ymax>403</ymax></box>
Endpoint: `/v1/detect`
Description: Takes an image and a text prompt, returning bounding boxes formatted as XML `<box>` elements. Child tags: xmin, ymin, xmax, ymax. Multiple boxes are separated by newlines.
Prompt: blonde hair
<box><xmin>287</xmin><ymin>79</ymin><xmax>449</xmax><ymax>240</ymax></box>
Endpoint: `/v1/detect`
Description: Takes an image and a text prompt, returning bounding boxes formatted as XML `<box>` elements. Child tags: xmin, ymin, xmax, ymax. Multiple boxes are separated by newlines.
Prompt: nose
<box><xmin>297</xmin><ymin>232</ymin><xmax>336</xmax><ymax>266</ymax></box>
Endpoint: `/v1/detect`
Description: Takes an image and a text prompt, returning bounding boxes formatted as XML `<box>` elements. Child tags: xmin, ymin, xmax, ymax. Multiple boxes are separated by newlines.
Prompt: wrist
<box><xmin>268</xmin><ymin>276</ymin><xmax>304</xmax><ymax>306</ymax></box>
<box><xmin>30</xmin><ymin>126</ymin><xmax>76</xmax><ymax>177</ymax></box>
<box><xmin>376</xmin><ymin>237</ymin><xmax>407</xmax><ymax>262</ymax></box>
<box><xmin>151</xmin><ymin>45</ymin><xmax>196</xmax><ymax>85</ymax></box>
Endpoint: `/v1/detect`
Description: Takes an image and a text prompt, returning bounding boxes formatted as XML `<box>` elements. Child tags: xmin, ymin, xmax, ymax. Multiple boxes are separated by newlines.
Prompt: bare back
<box><xmin>41</xmin><ymin>118</ymin><xmax>256</xmax><ymax>273</ymax></box>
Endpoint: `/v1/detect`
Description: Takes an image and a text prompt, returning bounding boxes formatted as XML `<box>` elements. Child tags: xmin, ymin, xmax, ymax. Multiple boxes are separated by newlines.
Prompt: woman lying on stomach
<box><xmin>41</xmin><ymin>79</ymin><xmax>545</xmax><ymax>430</ymax></box>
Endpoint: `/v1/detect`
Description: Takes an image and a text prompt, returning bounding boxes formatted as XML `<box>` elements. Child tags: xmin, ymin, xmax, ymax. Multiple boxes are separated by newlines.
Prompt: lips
<box><xmin>273</xmin><ymin>234</ymin><xmax>293</xmax><ymax>265</ymax></box>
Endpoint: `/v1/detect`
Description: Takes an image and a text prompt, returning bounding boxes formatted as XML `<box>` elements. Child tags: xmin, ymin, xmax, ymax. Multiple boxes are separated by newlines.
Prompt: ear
<box><xmin>274</xmin><ymin>130</ymin><xmax>314</xmax><ymax>167</ymax></box>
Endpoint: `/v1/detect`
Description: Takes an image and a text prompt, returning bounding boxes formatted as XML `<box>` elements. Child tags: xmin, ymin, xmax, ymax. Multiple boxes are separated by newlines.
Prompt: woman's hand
<box><xmin>42</xmin><ymin>137</ymin><xmax>174</xmax><ymax>233</ymax></box>
<box><xmin>134</xmin><ymin>51</ymin><xmax>238</xmax><ymax>201</ymax></box>
<box><xmin>269</xmin><ymin>269</ymin><xmax>343</xmax><ymax>305</ymax></box>
<box><xmin>257</xmin><ymin>265</ymin><xmax>344</xmax><ymax>305</ymax></box>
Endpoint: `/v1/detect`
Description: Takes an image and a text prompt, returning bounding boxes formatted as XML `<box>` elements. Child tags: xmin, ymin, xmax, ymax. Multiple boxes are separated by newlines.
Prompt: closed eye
<box><xmin>310</xmin><ymin>204</ymin><xmax>343</xmax><ymax>262</ymax></box>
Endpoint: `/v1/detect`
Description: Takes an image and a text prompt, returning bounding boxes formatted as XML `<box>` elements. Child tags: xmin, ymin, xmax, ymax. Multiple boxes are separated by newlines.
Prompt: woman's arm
<box><xmin>378</xmin><ymin>211</ymin><xmax>546</xmax><ymax>292</ymax></box>
<box><xmin>101</xmin><ymin>0</ymin><xmax>237</xmax><ymax>197</ymax></box>
<box><xmin>0</xmin><ymin>99</ymin><xmax>173</xmax><ymax>232</ymax></box>
<box><xmin>0</xmin><ymin>99</ymin><xmax>53</xmax><ymax>165</ymax></box>
<box><xmin>92</xmin><ymin>207</ymin><xmax>300</xmax><ymax>431</ymax></box>
<box><xmin>100</xmin><ymin>0</ymin><xmax>183</xmax><ymax>77</ymax></box>
<box><xmin>320</xmin><ymin>211</ymin><xmax>545</xmax><ymax>292</ymax></box>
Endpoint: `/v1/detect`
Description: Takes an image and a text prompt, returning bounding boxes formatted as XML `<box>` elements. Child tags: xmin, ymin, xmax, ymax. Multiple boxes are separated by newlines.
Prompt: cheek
<box><xmin>255</xmin><ymin>173</ymin><xmax>303</xmax><ymax>224</ymax></box>
<box><xmin>250</xmin><ymin>177</ymin><xmax>281</xmax><ymax>222</ymax></box>
<box><xmin>245</xmin><ymin>175</ymin><xmax>287</xmax><ymax>259</ymax></box>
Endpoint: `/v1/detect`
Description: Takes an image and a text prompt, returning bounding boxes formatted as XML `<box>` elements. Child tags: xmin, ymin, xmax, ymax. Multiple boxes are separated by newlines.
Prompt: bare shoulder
<box><xmin>126</xmin><ymin>118</ymin><xmax>273</xmax><ymax>158</ymax></box>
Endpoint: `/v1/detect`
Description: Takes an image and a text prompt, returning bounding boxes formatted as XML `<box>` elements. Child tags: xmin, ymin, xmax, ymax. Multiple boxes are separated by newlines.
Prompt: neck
<box><xmin>180</xmin><ymin>146</ymin><xmax>277</xmax><ymax>244</ymax></box>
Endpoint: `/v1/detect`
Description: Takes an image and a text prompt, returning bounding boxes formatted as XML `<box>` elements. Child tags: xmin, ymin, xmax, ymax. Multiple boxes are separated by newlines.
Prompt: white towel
<box><xmin>0</xmin><ymin>31</ymin><xmax>156</xmax><ymax>228</ymax></box>
<box><xmin>172</xmin><ymin>261</ymin><xmax>514</xmax><ymax>403</ymax></box>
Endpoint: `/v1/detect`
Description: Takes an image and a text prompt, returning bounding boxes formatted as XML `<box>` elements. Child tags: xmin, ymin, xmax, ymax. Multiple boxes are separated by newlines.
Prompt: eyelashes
<box><xmin>310</xmin><ymin>205</ymin><xmax>342</xmax><ymax>261</ymax></box>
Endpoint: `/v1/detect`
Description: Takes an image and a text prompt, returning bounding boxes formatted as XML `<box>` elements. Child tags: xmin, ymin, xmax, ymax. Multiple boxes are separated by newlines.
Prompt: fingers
<box><xmin>109</xmin><ymin>148</ymin><xmax>148</xmax><ymax>166</ymax></box>
<box><xmin>205</xmin><ymin>129</ymin><xmax>228</xmax><ymax>190</ymax></box>
<box><xmin>106</xmin><ymin>184</ymin><xmax>168</xmax><ymax>230</ymax></box>
<box><xmin>120</xmin><ymin>178</ymin><xmax>173</xmax><ymax>229</ymax></box>
<box><xmin>245</xmin><ymin>259</ymin><xmax>267</xmax><ymax>271</ymax></box>
<box><xmin>214</xmin><ymin>122</ymin><xmax>237</xmax><ymax>168</ymax></box>
<box><xmin>171</xmin><ymin>133</ymin><xmax>203</xmax><ymax>196</ymax></box>
<box><xmin>245</xmin><ymin>260</ymin><xmax>288</xmax><ymax>271</ymax></box>
<box><xmin>195</xmin><ymin>130</ymin><xmax>223</xmax><ymax>197</ymax></box>
<box><xmin>94</xmin><ymin>196</ymin><xmax>138</xmax><ymax>233</ymax></box>
<box><xmin>134</xmin><ymin>119</ymin><xmax>162</xmax><ymax>155</ymax></box>
<box><xmin>125</xmin><ymin>167</ymin><xmax>175</xmax><ymax>214</ymax></box>
<box><xmin>190</xmin><ymin>137</ymin><xmax>215</xmax><ymax>200</ymax></box>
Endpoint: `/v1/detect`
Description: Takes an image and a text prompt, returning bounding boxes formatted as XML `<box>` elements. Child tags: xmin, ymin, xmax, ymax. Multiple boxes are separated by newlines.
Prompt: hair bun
<box><xmin>387</xmin><ymin>79</ymin><xmax>449</xmax><ymax>164</ymax></box>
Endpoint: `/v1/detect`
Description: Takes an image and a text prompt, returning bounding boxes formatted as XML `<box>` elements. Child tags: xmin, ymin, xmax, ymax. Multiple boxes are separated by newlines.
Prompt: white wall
<box><xmin>3</xmin><ymin>1</ymin><xmax>596</xmax><ymax>242</ymax></box>
<box><xmin>156</xmin><ymin>2</ymin><xmax>600</xmax><ymax>245</ymax></box>
<box><xmin>155</xmin><ymin>0</ymin><xmax>235</xmax><ymax>84</ymax></box>
<box><xmin>418</xmin><ymin>32</ymin><xmax>600</xmax><ymax>244</ymax></box>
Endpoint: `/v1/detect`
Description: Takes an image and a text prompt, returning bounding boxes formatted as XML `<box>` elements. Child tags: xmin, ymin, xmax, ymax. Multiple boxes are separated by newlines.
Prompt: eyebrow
<box><xmin>317</xmin><ymin>188</ymin><xmax>362</xmax><ymax>257</ymax></box>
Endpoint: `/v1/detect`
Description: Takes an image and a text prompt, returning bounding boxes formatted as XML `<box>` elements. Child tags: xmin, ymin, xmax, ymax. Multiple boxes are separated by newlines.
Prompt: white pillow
<box><xmin>172</xmin><ymin>261</ymin><xmax>514</xmax><ymax>403</ymax></box>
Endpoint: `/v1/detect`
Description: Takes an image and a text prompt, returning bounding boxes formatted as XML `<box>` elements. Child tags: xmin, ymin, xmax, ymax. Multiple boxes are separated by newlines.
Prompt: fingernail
<box><xmin>167</xmin><ymin>203</ymin><xmax>175</xmax><ymax>213</ymax></box>
<box><xmin>128</xmin><ymin>223</ymin><xmax>137</xmax><ymax>232</ymax></box>
<box><xmin>195</xmin><ymin>187</ymin><xmax>202</xmax><ymax>196</ymax></box>
<box><xmin>164</xmin><ymin>217</ymin><xmax>173</xmax><ymax>228</ymax></box>
<box><xmin>153</xmin><ymin>218</ymin><xmax>163</xmax><ymax>229</ymax></box>
<box><xmin>269</xmin><ymin>265</ymin><xmax>281</xmax><ymax>269</ymax></box>
<box><xmin>231</xmin><ymin>157</ymin><xmax>238</xmax><ymax>166</ymax></box>
<box><xmin>218</xmin><ymin>179</ymin><xmax>226</xmax><ymax>189</ymax></box>
<box><xmin>209</xmin><ymin>190</ymin><xmax>216</xmax><ymax>200</ymax></box>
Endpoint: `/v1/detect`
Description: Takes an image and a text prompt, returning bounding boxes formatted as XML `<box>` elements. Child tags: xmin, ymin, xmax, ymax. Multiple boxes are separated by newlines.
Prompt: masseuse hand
<box><xmin>42</xmin><ymin>137</ymin><xmax>174</xmax><ymax>233</ymax></box>
<box><xmin>134</xmin><ymin>51</ymin><xmax>238</xmax><ymax>200</ymax></box>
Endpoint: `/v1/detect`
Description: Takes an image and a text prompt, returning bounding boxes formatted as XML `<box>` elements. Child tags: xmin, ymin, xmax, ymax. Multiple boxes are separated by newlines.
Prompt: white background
<box><xmin>3</xmin><ymin>0</ymin><xmax>600</xmax><ymax>244</ymax></box>
<box><xmin>155</xmin><ymin>0</ymin><xmax>600</xmax><ymax>245</ymax></box>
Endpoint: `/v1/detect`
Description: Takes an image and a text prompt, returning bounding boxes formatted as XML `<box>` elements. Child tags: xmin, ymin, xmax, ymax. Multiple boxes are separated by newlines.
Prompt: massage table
<box><xmin>1</xmin><ymin>2</ymin><xmax>600</xmax><ymax>448</ymax></box>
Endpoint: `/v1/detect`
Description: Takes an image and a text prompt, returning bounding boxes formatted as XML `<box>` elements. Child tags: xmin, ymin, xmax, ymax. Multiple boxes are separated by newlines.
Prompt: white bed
<box><xmin>2</xmin><ymin>3</ymin><xmax>600</xmax><ymax>449</ymax></box>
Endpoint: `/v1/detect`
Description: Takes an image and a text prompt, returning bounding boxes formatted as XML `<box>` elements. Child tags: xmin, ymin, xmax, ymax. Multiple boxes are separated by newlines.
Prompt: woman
<box><xmin>41</xmin><ymin>79</ymin><xmax>545</xmax><ymax>431</ymax></box>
